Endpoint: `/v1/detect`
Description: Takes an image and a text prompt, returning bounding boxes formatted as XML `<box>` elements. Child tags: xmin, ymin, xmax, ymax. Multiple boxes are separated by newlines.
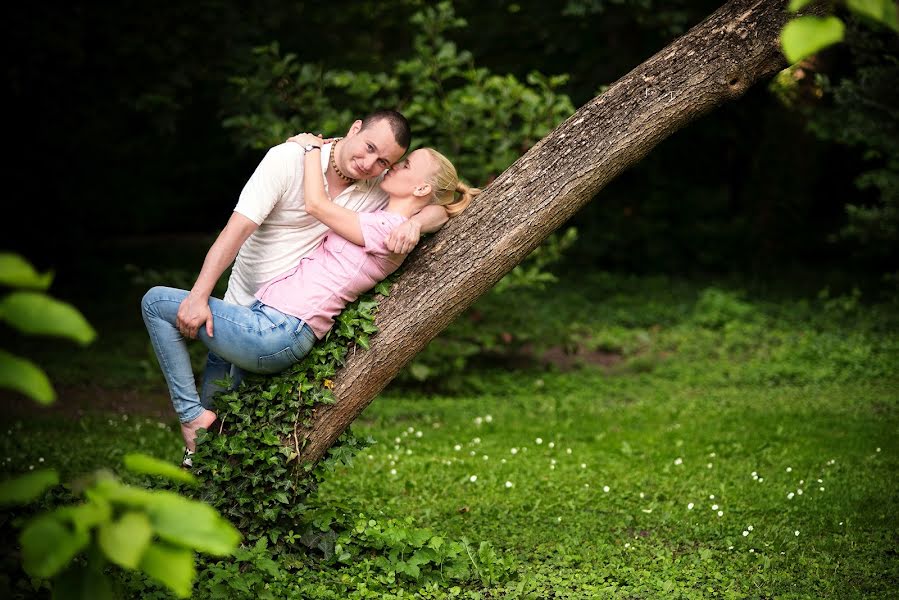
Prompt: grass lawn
<box><xmin>1</xmin><ymin>266</ymin><xmax>897</xmax><ymax>598</ymax></box>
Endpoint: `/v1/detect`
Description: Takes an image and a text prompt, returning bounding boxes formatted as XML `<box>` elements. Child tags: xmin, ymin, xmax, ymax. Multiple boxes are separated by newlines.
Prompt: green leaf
<box><xmin>139</xmin><ymin>542</ymin><xmax>196</xmax><ymax>598</ymax></box>
<box><xmin>147</xmin><ymin>492</ymin><xmax>241</xmax><ymax>555</ymax></box>
<box><xmin>0</xmin><ymin>349</ymin><xmax>55</xmax><ymax>404</ymax></box>
<box><xmin>847</xmin><ymin>0</ymin><xmax>899</xmax><ymax>31</ymax></box>
<box><xmin>20</xmin><ymin>515</ymin><xmax>90</xmax><ymax>578</ymax></box>
<box><xmin>56</xmin><ymin>499</ymin><xmax>112</xmax><ymax>534</ymax></box>
<box><xmin>98</xmin><ymin>511</ymin><xmax>153</xmax><ymax>569</ymax></box>
<box><xmin>0</xmin><ymin>469</ymin><xmax>58</xmax><ymax>505</ymax></box>
<box><xmin>0</xmin><ymin>253</ymin><xmax>53</xmax><ymax>289</ymax></box>
<box><xmin>787</xmin><ymin>0</ymin><xmax>815</xmax><ymax>12</ymax></box>
<box><xmin>781</xmin><ymin>16</ymin><xmax>846</xmax><ymax>63</ymax></box>
<box><xmin>0</xmin><ymin>291</ymin><xmax>96</xmax><ymax>344</ymax></box>
<box><xmin>124</xmin><ymin>453</ymin><xmax>197</xmax><ymax>486</ymax></box>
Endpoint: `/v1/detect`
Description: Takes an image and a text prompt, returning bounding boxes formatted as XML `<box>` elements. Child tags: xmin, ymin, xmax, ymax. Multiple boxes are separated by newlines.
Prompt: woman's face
<box><xmin>380</xmin><ymin>149</ymin><xmax>437</xmax><ymax>198</ymax></box>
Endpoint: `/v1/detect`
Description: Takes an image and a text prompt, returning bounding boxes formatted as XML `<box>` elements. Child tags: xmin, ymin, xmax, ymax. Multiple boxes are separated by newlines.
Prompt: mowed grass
<box><xmin>1</xmin><ymin>270</ymin><xmax>897</xmax><ymax>598</ymax></box>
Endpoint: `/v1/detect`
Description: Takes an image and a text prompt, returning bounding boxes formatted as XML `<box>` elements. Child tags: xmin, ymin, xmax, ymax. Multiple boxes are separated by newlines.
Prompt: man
<box><xmin>175</xmin><ymin>110</ymin><xmax>448</xmax><ymax>419</ymax></box>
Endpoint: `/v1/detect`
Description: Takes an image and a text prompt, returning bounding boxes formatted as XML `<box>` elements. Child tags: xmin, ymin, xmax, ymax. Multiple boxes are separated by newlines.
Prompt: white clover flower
<box><xmin>511</xmin><ymin>448</ymin><xmax>518</xmax><ymax>455</ymax></box>
<box><xmin>758</xmin><ymin>478</ymin><xmax>764</xmax><ymax>482</ymax></box>
<box><xmin>406</xmin><ymin>449</ymin><xmax>412</xmax><ymax>455</ymax></box>
<box><xmin>454</xmin><ymin>444</ymin><xmax>462</xmax><ymax>451</ymax></box>
<box><xmin>550</xmin><ymin>459</ymin><xmax>557</xmax><ymax>465</ymax></box>
<box><xmin>747</xmin><ymin>525</ymin><xmax>753</xmax><ymax>531</ymax></box>
<box><xmin>839</xmin><ymin>522</ymin><xmax>843</xmax><ymax>525</ymax></box>
<box><xmin>482</xmin><ymin>455</ymin><xmax>489</xmax><ymax>460</ymax></box>
<box><xmin>550</xmin><ymin>464</ymin><xmax>556</xmax><ymax>470</ymax></box>
<box><xmin>674</xmin><ymin>458</ymin><xmax>683</xmax><ymax>465</ymax></box>
<box><xmin>415</xmin><ymin>431</ymin><xmax>423</xmax><ymax>438</ymax></box>
<box><xmin>797</xmin><ymin>489</ymin><xmax>803</xmax><ymax>495</ymax></box>
<box><xmin>566</xmin><ymin>448</ymin><xmax>572</xmax><ymax>454</ymax></box>
<box><xmin>394</xmin><ymin>445</ymin><xmax>400</xmax><ymax>451</ymax></box>
<box><xmin>639</xmin><ymin>492</ymin><xmax>645</xmax><ymax>499</ymax></box>
<box><xmin>28</xmin><ymin>465</ymin><xmax>34</xmax><ymax>471</ymax></box>
<box><xmin>820</xmin><ymin>487</ymin><xmax>825</xmax><ymax>491</ymax></box>
<box><xmin>584</xmin><ymin>483</ymin><xmax>590</xmax><ymax>488</ymax></box>
<box><xmin>536</xmin><ymin>437</ymin><xmax>543</xmax><ymax>445</ymax></box>
<box><xmin>367</xmin><ymin>455</ymin><xmax>373</xmax><ymax>459</ymax></box>
<box><xmin>709</xmin><ymin>452</ymin><xmax>716</xmax><ymax>458</ymax></box>
<box><xmin>38</xmin><ymin>457</ymin><xmax>44</xmax><ymax>463</ymax></box>
<box><xmin>817</xmin><ymin>478</ymin><xmax>823</xmax><ymax>483</ymax></box>
<box><xmin>688</xmin><ymin>503</ymin><xmax>694</xmax><ymax>510</ymax></box>
<box><xmin>395</xmin><ymin>437</ymin><xmax>401</xmax><ymax>444</ymax></box>
<box><xmin>485</xmin><ymin>415</ymin><xmax>493</xmax><ymax>423</ymax></box>
<box><xmin>709</xmin><ymin>494</ymin><xmax>715</xmax><ymax>500</ymax></box>
<box><xmin>548</xmin><ymin>442</ymin><xmax>555</xmax><ymax>449</ymax></box>
<box><xmin>624</xmin><ymin>542</ymin><xmax>630</xmax><ymax>548</ymax></box>
<box><xmin>468</xmin><ymin>475</ymin><xmax>477</xmax><ymax>483</ymax></box>
<box><xmin>556</xmin><ymin>516</ymin><xmax>562</xmax><ymax>522</ymax></box>
<box><xmin>749</xmin><ymin>548</ymin><xmax>755</xmax><ymax>553</ymax></box>
<box><xmin>717</xmin><ymin>511</ymin><xmax>724</xmax><ymax>517</ymax></box>
<box><xmin>603</xmin><ymin>486</ymin><xmax>610</xmax><ymax>493</ymax></box>
<box><xmin>876</xmin><ymin>447</ymin><xmax>881</xmax><ymax>452</ymax></box>
<box><xmin>712</xmin><ymin>504</ymin><xmax>719</xmax><ymax>510</ymax></box>
<box><xmin>642</xmin><ymin>509</ymin><xmax>652</xmax><ymax>514</ymax></box>
<box><xmin>474</xmin><ymin>417</ymin><xmax>483</xmax><ymax>425</ymax></box>
<box><xmin>470</xmin><ymin>450</ymin><xmax>476</xmax><ymax>456</ymax></box>
<box><xmin>581</xmin><ymin>463</ymin><xmax>587</xmax><ymax>469</ymax></box>
<box><xmin>728</xmin><ymin>545</ymin><xmax>734</xmax><ymax>550</ymax></box>
<box><xmin>743</xmin><ymin>531</ymin><xmax>749</xmax><ymax>537</ymax></box>
<box><xmin>794</xmin><ymin>530</ymin><xmax>800</xmax><ymax>536</ymax></box>
<box><xmin>707</xmin><ymin>463</ymin><xmax>713</xmax><ymax>469</ymax></box>
<box><xmin>473</xmin><ymin>437</ymin><xmax>481</xmax><ymax>444</ymax></box>
<box><xmin>505</xmin><ymin>481</ymin><xmax>513</xmax><ymax>488</ymax></box>
<box><xmin>787</xmin><ymin>492</ymin><xmax>795</xmax><ymax>499</ymax></box>
<box><xmin>501</xmin><ymin>458</ymin><xmax>507</xmax><ymax>464</ymax></box>
<box><xmin>390</xmin><ymin>469</ymin><xmax>397</xmax><ymax>475</ymax></box>
<box><xmin>799</xmin><ymin>480</ymin><xmax>804</xmax><ymax>485</ymax></box>
<box><xmin>786</xmin><ymin>467</ymin><xmax>792</xmax><ymax>472</ymax></box>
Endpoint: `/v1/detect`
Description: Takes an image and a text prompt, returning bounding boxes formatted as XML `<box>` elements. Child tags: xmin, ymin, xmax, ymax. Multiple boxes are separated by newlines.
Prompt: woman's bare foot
<box><xmin>181</xmin><ymin>409</ymin><xmax>218</xmax><ymax>451</ymax></box>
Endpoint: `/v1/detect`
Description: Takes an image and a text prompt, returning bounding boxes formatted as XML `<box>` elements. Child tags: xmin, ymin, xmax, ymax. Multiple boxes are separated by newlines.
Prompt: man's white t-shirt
<box><xmin>224</xmin><ymin>141</ymin><xmax>388</xmax><ymax>306</ymax></box>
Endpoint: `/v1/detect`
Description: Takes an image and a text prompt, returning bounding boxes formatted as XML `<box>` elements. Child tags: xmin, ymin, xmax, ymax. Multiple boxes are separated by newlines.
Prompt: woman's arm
<box><xmin>295</xmin><ymin>133</ymin><xmax>365</xmax><ymax>246</ymax></box>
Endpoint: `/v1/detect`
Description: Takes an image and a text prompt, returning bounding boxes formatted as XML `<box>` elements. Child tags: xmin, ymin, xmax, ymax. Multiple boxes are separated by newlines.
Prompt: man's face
<box><xmin>337</xmin><ymin>119</ymin><xmax>406</xmax><ymax>180</ymax></box>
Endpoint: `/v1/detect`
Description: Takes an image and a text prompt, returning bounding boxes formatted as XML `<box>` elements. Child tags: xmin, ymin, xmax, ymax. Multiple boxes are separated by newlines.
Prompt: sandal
<box><xmin>181</xmin><ymin>447</ymin><xmax>194</xmax><ymax>469</ymax></box>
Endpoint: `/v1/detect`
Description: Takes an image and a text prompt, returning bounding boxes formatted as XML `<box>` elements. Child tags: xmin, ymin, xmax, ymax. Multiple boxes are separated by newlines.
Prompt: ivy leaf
<box><xmin>0</xmin><ymin>253</ymin><xmax>53</xmax><ymax>290</ymax></box>
<box><xmin>0</xmin><ymin>349</ymin><xmax>55</xmax><ymax>404</ymax></box>
<box><xmin>846</xmin><ymin>0</ymin><xmax>899</xmax><ymax>31</ymax></box>
<box><xmin>781</xmin><ymin>16</ymin><xmax>845</xmax><ymax>63</ymax></box>
<box><xmin>356</xmin><ymin>334</ymin><xmax>370</xmax><ymax>350</ymax></box>
<box><xmin>124</xmin><ymin>453</ymin><xmax>197</xmax><ymax>486</ymax></box>
<box><xmin>20</xmin><ymin>515</ymin><xmax>90</xmax><ymax>578</ymax></box>
<box><xmin>0</xmin><ymin>291</ymin><xmax>96</xmax><ymax>344</ymax></box>
<box><xmin>374</xmin><ymin>281</ymin><xmax>391</xmax><ymax>296</ymax></box>
<box><xmin>139</xmin><ymin>542</ymin><xmax>196</xmax><ymax>599</ymax></box>
<box><xmin>0</xmin><ymin>469</ymin><xmax>58</xmax><ymax>505</ymax></box>
<box><xmin>97</xmin><ymin>511</ymin><xmax>153</xmax><ymax>569</ymax></box>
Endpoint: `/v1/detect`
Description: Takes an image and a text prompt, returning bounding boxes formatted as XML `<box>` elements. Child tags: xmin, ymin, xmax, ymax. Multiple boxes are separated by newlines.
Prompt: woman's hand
<box><xmin>287</xmin><ymin>132</ymin><xmax>329</xmax><ymax>148</ymax></box>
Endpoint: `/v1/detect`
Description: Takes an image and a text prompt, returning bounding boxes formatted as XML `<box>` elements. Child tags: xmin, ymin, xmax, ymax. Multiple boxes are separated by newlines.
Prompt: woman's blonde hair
<box><xmin>423</xmin><ymin>149</ymin><xmax>481</xmax><ymax>218</ymax></box>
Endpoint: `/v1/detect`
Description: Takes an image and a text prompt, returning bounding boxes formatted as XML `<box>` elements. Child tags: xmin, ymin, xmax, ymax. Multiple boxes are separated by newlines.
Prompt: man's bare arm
<box><xmin>176</xmin><ymin>212</ymin><xmax>259</xmax><ymax>338</ymax></box>
<box><xmin>387</xmin><ymin>204</ymin><xmax>449</xmax><ymax>254</ymax></box>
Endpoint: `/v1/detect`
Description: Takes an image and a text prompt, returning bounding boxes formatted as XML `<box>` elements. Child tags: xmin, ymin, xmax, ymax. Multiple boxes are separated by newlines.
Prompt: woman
<box><xmin>141</xmin><ymin>134</ymin><xmax>480</xmax><ymax>460</ymax></box>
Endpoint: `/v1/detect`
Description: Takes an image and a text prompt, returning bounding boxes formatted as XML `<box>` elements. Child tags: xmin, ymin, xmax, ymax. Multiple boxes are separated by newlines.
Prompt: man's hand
<box><xmin>176</xmin><ymin>293</ymin><xmax>214</xmax><ymax>339</ymax></box>
<box><xmin>386</xmin><ymin>219</ymin><xmax>422</xmax><ymax>254</ymax></box>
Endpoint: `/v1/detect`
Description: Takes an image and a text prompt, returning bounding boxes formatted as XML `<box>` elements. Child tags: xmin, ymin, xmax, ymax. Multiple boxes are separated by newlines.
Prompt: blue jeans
<box><xmin>141</xmin><ymin>286</ymin><xmax>317</xmax><ymax>423</ymax></box>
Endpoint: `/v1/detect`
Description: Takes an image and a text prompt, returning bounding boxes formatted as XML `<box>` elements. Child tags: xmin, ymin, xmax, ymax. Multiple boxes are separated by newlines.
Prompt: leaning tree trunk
<box><xmin>299</xmin><ymin>0</ymin><xmax>799</xmax><ymax>463</ymax></box>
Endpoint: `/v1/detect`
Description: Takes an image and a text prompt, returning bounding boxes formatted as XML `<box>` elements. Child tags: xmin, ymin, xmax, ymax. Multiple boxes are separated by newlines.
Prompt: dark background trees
<box><xmin>6</xmin><ymin>1</ymin><xmax>896</xmax><ymax>280</ymax></box>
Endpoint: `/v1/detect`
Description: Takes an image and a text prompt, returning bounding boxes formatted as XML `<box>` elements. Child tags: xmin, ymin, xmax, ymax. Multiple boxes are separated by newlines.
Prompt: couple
<box><xmin>141</xmin><ymin>110</ymin><xmax>480</xmax><ymax>463</ymax></box>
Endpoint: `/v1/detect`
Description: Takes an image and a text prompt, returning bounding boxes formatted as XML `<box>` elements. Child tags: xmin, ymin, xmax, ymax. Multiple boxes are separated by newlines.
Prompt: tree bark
<box><xmin>300</xmin><ymin>0</ymin><xmax>795</xmax><ymax>463</ymax></box>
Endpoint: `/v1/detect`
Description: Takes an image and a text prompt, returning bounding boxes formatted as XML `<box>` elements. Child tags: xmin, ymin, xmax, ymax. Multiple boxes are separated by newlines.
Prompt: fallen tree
<box><xmin>297</xmin><ymin>0</ymin><xmax>802</xmax><ymax>464</ymax></box>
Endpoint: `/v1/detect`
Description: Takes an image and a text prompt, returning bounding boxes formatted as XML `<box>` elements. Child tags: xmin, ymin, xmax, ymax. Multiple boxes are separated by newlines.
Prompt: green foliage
<box><xmin>4</xmin><ymin>455</ymin><xmax>240</xmax><ymax>598</ymax></box>
<box><xmin>223</xmin><ymin>1</ymin><xmax>574</xmax><ymax>187</ymax></box>
<box><xmin>0</xmin><ymin>253</ymin><xmax>96</xmax><ymax>405</ymax></box>
<box><xmin>782</xmin><ymin>0</ymin><xmax>897</xmax><ymax>63</ymax></box>
<box><xmin>782</xmin><ymin>16</ymin><xmax>847</xmax><ymax>63</ymax></box>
